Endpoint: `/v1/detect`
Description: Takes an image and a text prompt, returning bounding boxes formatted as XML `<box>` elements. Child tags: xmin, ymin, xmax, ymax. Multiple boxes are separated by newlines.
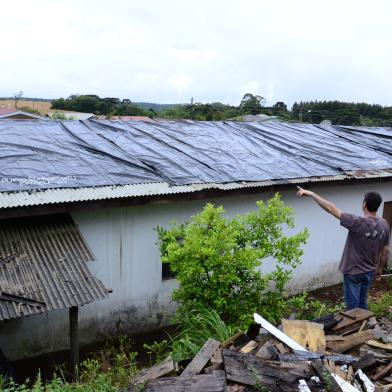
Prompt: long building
<box><xmin>0</xmin><ymin>119</ymin><xmax>391</xmax><ymax>360</ymax></box>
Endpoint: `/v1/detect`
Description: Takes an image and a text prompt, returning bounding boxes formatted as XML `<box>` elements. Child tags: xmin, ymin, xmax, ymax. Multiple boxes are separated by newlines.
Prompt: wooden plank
<box><xmin>181</xmin><ymin>338</ymin><xmax>220</xmax><ymax>377</ymax></box>
<box><xmin>278</xmin><ymin>351</ymin><xmax>359</xmax><ymax>365</ymax></box>
<box><xmin>204</xmin><ymin>363</ymin><xmax>222</xmax><ymax>374</ymax></box>
<box><xmin>377</xmin><ymin>384</ymin><xmax>392</xmax><ymax>392</ymax></box>
<box><xmin>347</xmin><ymin>365</ymin><xmax>355</xmax><ymax>384</ymax></box>
<box><xmin>312</xmin><ymin>359</ymin><xmax>344</xmax><ymax>392</ymax></box>
<box><xmin>274</xmin><ymin>342</ymin><xmax>288</xmax><ymax>354</ymax></box>
<box><xmin>358</xmin><ymin>320</ymin><xmax>367</xmax><ymax>333</ymax></box>
<box><xmin>210</xmin><ymin>348</ymin><xmax>223</xmax><ymax>364</ymax></box>
<box><xmin>142</xmin><ymin>373</ymin><xmax>227</xmax><ymax>392</ymax></box>
<box><xmin>135</xmin><ymin>357</ymin><xmax>175</xmax><ymax>384</ymax></box>
<box><xmin>326</xmin><ymin>329</ymin><xmax>375</xmax><ymax>353</ymax></box>
<box><xmin>223</xmin><ymin>348</ymin><xmax>298</xmax><ymax>387</ymax></box>
<box><xmin>220</xmin><ymin>331</ymin><xmax>244</xmax><ymax>348</ymax></box>
<box><xmin>352</xmin><ymin>354</ymin><xmax>377</xmax><ymax>370</ymax></box>
<box><xmin>255</xmin><ymin>341</ymin><xmax>278</xmax><ymax>360</ymax></box>
<box><xmin>332</xmin><ymin>308</ymin><xmax>374</xmax><ymax>333</ymax></box>
<box><xmin>239</xmin><ymin>340</ymin><xmax>258</xmax><ymax>353</ymax></box>
<box><xmin>366</xmin><ymin>340</ymin><xmax>392</xmax><ymax>352</ymax></box>
<box><xmin>282</xmin><ymin>319</ymin><xmax>326</xmax><ymax>353</ymax></box>
<box><xmin>275</xmin><ymin>361</ymin><xmax>314</xmax><ymax>378</ymax></box>
<box><xmin>253</xmin><ymin>313</ymin><xmax>307</xmax><ymax>351</ymax></box>
<box><xmin>326</xmin><ymin>335</ymin><xmax>346</xmax><ymax>341</ymax></box>
<box><xmin>359</xmin><ymin>346</ymin><xmax>392</xmax><ymax>361</ymax></box>
<box><xmin>372</xmin><ymin>361</ymin><xmax>392</xmax><ymax>381</ymax></box>
<box><xmin>355</xmin><ymin>369</ymin><xmax>375</xmax><ymax>392</ymax></box>
<box><xmin>326</xmin><ymin>359</ymin><xmax>347</xmax><ymax>381</ymax></box>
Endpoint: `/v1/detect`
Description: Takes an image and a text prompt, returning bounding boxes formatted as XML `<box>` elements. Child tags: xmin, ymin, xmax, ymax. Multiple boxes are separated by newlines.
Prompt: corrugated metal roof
<box><xmin>0</xmin><ymin>214</ymin><xmax>108</xmax><ymax>320</ymax></box>
<box><xmin>0</xmin><ymin>110</ymin><xmax>47</xmax><ymax>120</ymax></box>
<box><xmin>1</xmin><ymin>169</ymin><xmax>392</xmax><ymax>209</ymax></box>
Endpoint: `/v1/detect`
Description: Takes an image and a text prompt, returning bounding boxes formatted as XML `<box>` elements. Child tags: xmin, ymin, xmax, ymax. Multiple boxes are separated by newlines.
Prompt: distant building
<box><xmin>0</xmin><ymin>108</ymin><xmax>47</xmax><ymax>120</ymax></box>
<box><xmin>47</xmin><ymin>110</ymin><xmax>95</xmax><ymax>120</ymax></box>
<box><xmin>108</xmin><ymin>115</ymin><xmax>154</xmax><ymax>122</ymax></box>
<box><xmin>241</xmin><ymin>113</ymin><xmax>279</xmax><ymax>122</ymax></box>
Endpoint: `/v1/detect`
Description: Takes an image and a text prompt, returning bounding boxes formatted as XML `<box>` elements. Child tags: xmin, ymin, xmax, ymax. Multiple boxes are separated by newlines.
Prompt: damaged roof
<box><xmin>0</xmin><ymin>214</ymin><xmax>108</xmax><ymax>320</ymax></box>
<box><xmin>0</xmin><ymin>119</ymin><xmax>392</xmax><ymax>208</ymax></box>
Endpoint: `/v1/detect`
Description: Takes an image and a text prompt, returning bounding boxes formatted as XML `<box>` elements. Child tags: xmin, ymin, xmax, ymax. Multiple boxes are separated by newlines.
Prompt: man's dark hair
<box><xmin>364</xmin><ymin>191</ymin><xmax>382</xmax><ymax>212</ymax></box>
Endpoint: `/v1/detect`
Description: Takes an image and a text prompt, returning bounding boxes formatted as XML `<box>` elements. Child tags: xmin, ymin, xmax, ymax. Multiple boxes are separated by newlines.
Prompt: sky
<box><xmin>1</xmin><ymin>0</ymin><xmax>392</xmax><ymax>108</ymax></box>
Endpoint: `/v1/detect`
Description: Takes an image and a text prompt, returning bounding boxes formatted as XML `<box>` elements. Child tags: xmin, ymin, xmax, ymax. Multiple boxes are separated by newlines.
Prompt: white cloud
<box><xmin>0</xmin><ymin>0</ymin><xmax>392</xmax><ymax>107</ymax></box>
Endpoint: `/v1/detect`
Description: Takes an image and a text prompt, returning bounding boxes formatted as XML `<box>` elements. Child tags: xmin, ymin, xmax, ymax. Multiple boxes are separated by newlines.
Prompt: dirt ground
<box><xmin>0</xmin><ymin>99</ymin><xmax>52</xmax><ymax>114</ymax></box>
<box><xmin>307</xmin><ymin>277</ymin><xmax>391</xmax><ymax>304</ymax></box>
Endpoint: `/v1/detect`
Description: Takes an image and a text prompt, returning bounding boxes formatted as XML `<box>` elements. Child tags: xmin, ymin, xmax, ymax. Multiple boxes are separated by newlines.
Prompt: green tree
<box><xmin>240</xmin><ymin>93</ymin><xmax>266</xmax><ymax>115</ymax></box>
<box><xmin>157</xmin><ymin>194</ymin><xmax>308</xmax><ymax>327</ymax></box>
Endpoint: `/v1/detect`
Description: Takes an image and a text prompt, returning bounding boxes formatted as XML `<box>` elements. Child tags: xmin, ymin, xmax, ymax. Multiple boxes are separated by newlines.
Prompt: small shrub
<box><xmin>157</xmin><ymin>194</ymin><xmax>308</xmax><ymax>327</ymax></box>
<box><xmin>294</xmin><ymin>295</ymin><xmax>344</xmax><ymax>320</ymax></box>
<box><xmin>369</xmin><ymin>292</ymin><xmax>392</xmax><ymax>319</ymax></box>
<box><xmin>143</xmin><ymin>340</ymin><xmax>170</xmax><ymax>366</ymax></box>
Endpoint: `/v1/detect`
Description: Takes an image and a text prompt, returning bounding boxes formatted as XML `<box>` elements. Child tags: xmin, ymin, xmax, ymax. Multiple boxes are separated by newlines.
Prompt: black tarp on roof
<box><xmin>1</xmin><ymin>119</ymin><xmax>392</xmax><ymax>192</ymax></box>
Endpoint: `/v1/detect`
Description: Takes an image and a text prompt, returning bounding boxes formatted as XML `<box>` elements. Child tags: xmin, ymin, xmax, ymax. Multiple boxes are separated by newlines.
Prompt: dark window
<box><xmin>162</xmin><ymin>262</ymin><xmax>176</xmax><ymax>280</ymax></box>
<box><xmin>382</xmin><ymin>202</ymin><xmax>392</xmax><ymax>233</ymax></box>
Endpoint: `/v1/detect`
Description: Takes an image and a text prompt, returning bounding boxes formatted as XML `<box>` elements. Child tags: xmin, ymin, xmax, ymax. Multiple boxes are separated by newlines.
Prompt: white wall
<box><xmin>1</xmin><ymin>181</ymin><xmax>392</xmax><ymax>360</ymax></box>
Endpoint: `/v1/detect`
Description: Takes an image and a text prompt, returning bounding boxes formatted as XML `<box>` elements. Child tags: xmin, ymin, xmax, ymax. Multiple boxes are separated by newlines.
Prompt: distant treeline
<box><xmin>51</xmin><ymin>95</ymin><xmax>154</xmax><ymax>117</ymax></box>
<box><xmin>51</xmin><ymin>93</ymin><xmax>286</xmax><ymax>120</ymax></box>
<box><xmin>292</xmin><ymin>101</ymin><xmax>392</xmax><ymax>126</ymax></box>
<box><xmin>51</xmin><ymin>95</ymin><xmax>392</xmax><ymax>125</ymax></box>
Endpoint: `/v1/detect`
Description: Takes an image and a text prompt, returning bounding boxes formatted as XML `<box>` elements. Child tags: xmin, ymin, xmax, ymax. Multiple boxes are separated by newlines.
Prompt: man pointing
<box><xmin>296</xmin><ymin>187</ymin><xmax>390</xmax><ymax>310</ymax></box>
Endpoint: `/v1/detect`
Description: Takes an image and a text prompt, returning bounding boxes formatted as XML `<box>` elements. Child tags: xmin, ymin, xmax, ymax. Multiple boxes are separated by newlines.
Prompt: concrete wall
<box><xmin>1</xmin><ymin>181</ymin><xmax>392</xmax><ymax>360</ymax></box>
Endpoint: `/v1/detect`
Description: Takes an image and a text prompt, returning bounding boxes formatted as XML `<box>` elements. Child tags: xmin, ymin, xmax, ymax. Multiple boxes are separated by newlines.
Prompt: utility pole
<box><xmin>191</xmin><ymin>97</ymin><xmax>194</xmax><ymax>120</ymax></box>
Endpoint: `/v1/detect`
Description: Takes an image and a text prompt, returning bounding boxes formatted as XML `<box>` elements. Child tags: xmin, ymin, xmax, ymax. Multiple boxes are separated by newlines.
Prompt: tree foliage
<box><xmin>292</xmin><ymin>100</ymin><xmax>392</xmax><ymax>126</ymax></box>
<box><xmin>51</xmin><ymin>94</ymin><xmax>153</xmax><ymax>117</ymax></box>
<box><xmin>157</xmin><ymin>194</ymin><xmax>309</xmax><ymax>327</ymax></box>
<box><xmin>240</xmin><ymin>93</ymin><xmax>266</xmax><ymax>115</ymax></box>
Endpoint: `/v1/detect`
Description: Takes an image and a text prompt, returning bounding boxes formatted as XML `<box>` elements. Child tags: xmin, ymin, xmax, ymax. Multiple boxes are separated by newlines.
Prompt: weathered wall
<box><xmin>1</xmin><ymin>181</ymin><xmax>392</xmax><ymax>360</ymax></box>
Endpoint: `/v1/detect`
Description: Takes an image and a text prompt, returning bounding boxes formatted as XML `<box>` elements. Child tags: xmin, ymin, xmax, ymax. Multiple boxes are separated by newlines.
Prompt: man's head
<box><xmin>363</xmin><ymin>191</ymin><xmax>382</xmax><ymax>212</ymax></box>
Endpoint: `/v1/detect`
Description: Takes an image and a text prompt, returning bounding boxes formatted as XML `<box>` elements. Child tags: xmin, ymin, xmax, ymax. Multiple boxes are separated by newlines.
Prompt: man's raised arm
<box><xmin>296</xmin><ymin>186</ymin><xmax>342</xmax><ymax>219</ymax></box>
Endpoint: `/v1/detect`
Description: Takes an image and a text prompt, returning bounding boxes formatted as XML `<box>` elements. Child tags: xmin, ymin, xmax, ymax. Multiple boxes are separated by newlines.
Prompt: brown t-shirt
<box><xmin>339</xmin><ymin>213</ymin><xmax>390</xmax><ymax>274</ymax></box>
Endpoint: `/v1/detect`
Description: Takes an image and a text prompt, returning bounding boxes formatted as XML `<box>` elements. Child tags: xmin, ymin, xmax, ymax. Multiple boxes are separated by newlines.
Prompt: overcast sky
<box><xmin>1</xmin><ymin>0</ymin><xmax>391</xmax><ymax>108</ymax></box>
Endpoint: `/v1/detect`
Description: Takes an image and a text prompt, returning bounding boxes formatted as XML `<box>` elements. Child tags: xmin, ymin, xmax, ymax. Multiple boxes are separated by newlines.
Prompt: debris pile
<box><xmin>130</xmin><ymin>308</ymin><xmax>392</xmax><ymax>391</ymax></box>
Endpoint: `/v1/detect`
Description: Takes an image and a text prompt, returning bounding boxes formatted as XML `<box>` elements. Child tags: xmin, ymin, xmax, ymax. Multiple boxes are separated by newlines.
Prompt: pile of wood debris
<box><xmin>130</xmin><ymin>308</ymin><xmax>392</xmax><ymax>391</ymax></box>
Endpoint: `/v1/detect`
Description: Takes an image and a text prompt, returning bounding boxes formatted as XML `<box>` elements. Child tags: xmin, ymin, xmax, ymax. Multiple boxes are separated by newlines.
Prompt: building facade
<box><xmin>0</xmin><ymin>180</ymin><xmax>391</xmax><ymax>360</ymax></box>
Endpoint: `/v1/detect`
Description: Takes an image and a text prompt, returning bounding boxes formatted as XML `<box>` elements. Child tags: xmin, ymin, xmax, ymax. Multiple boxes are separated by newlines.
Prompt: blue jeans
<box><xmin>343</xmin><ymin>272</ymin><xmax>374</xmax><ymax>310</ymax></box>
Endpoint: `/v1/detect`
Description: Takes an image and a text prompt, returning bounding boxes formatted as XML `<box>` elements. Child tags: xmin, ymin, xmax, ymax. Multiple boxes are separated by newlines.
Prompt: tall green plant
<box><xmin>157</xmin><ymin>194</ymin><xmax>308</xmax><ymax>327</ymax></box>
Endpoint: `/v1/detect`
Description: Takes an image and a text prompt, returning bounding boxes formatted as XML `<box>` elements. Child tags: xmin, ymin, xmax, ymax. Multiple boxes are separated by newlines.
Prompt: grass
<box><xmin>169</xmin><ymin>306</ymin><xmax>236</xmax><ymax>362</ymax></box>
<box><xmin>0</xmin><ymin>337</ymin><xmax>141</xmax><ymax>392</ymax></box>
<box><xmin>369</xmin><ymin>292</ymin><xmax>392</xmax><ymax>319</ymax></box>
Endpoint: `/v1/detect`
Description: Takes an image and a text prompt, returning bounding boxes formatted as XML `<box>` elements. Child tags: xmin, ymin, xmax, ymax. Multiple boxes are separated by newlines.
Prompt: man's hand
<box><xmin>375</xmin><ymin>269</ymin><xmax>382</xmax><ymax>281</ymax></box>
<box><xmin>296</xmin><ymin>186</ymin><xmax>342</xmax><ymax>219</ymax></box>
<box><xmin>296</xmin><ymin>186</ymin><xmax>314</xmax><ymax>197</ymax></box>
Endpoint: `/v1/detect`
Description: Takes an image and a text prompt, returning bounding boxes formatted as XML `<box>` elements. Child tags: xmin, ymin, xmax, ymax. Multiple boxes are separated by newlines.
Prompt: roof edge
<box><xmin>1</xmin><ymin>169</ymin><xmax>392</xmax><ymax>209</ymax></box>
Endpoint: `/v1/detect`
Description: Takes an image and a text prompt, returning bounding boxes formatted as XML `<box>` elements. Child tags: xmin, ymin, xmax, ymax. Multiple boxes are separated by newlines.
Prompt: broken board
<box><xmin>332</xmin><ymin>309</ymin><xmax>374</xmax><ymax>334</ymax></box>
<box><xmin>141</xmin><ymin>373</ymin><xmax>227</xmax><ymax>392</ymax></box>
<box><xmin>181</xmin><ymin>338</ymin><xmax>220</xmax><ymax>377</ymax></box>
